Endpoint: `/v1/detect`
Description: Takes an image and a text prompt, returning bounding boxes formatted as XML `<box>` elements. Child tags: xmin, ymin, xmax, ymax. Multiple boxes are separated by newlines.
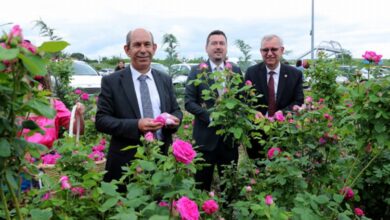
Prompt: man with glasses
<box><xmin>245</xmin><ymin>34</ymin><xmax>304</xmax><ymax>159</ymax></box>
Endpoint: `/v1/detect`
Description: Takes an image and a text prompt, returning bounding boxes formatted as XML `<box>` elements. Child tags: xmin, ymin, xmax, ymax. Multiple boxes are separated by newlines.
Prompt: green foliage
<box><xmin>162</xmin><ymin>33</ymin><xmax>180</xmax><ymax>76</ymax></box>
<box><xmin>235</xmin><ymin>39</ymin><xmax>252</xmax><ymax>72</ymax></box>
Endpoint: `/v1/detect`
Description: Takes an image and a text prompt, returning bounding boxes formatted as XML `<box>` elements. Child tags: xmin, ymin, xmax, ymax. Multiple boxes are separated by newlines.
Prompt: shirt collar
<box><xmin>266</xmin><ymin>62</ymin><xmax>281</xmax><ymax>75</ymax></box>
<box><xmin>209</xmin><ymin>60</ymin><xmax>224</xmax><ymax>72</ymax></box>
<box><xmin>130</xmin><ymin>65</ymin><xmax>153</xmax><ymax>80</ymax></box>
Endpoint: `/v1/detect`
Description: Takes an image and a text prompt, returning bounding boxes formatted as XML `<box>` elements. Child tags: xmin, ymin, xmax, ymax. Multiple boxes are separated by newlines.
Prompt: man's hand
<box><xmin>166</xmin><ymin>115</ymin><xmax>180</xmax><ymax>128</ymax></box>
<box><xmin>138</xmin><ymin>118</ymin><xmax>163</xmax><ymax>133</ymax></box>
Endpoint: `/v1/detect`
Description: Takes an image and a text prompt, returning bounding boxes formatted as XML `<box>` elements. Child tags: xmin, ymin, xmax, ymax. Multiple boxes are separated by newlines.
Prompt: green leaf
<box><xmin>315</xmin><ymin>195</ymin><xmax>329</xmax><ymax>204</ymax></box>
<box><xmin>38</xmin><ymin>41</ymin><xmax>69</xmax><ymax>53</ymax></box>
<box><xmin>22</xmin><ymin>120</ymin><xmax>40</xmax><ymax>130</ymax></box>
<box><xmin>149</xmin><ymin>216</ymin><xmax>169</xmax><ymax>220</ymax></box>
<box><xmin>139</xmin><ymin>160</ymin><xmax>156</xmax><ymax>171</ymax></box>
<box><xmin>30</xmin><ymin>208</ymin><xmax>53</xmax><ymax>220</ymax></box>
<box><xmin>333</xmin><ymin>194</ymin><xmax>344</xmax><ymax>204</ymax></box>
<box><xmin>111</xmin><ymin>211</ymin><xmax>137</xmax><ymax>220</ymax></box>
<box><xmin>225</xmin><ymin>100</ymin><xmax>237</xmax><ymax>109</ymax></box>
<box><xmin>101</xmin><ymin>182</ymin><xmax>119</xmax><ymax>196</ymax></box>
<box><xmin>24</xmin><ymin>99</ymin><xmax>56</xmax><ymax>118</ymax></box>
<box><xmin>0</xmin><ymin>139</ymin><xmax>11</xmax><ymax>157</ymax></box>
<box><xmin>0</xmin><ymin>62</ymin><xmax>5</xmax><ymax>71</ymax></box>
<box><xmin>0</xmin><ymin>47</ymin><xmax>19</xmax><ymax>60</ymax></box>
<box><xmin>100</xmin><ymin>197</ymin><xmax>119</xmax><ymax>212</ymax></box>
<box><xmin>5</xmin><ymin>169</ymin><xmax>18</xmax><ymax>190</ymax></box>
<box><xmin>374</xmin><ymin>122</ymin><xmax>386</xmax><ymax>133</ymax></box>
<box><xmin>18</xmin><ymin>53</ymin><xmax>47</xmax><ymax>76</ymax></box>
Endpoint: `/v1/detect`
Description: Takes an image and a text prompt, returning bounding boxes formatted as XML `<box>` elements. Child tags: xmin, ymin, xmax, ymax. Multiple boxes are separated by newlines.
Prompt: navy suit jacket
<box><xmin>96</xmin><ymin>66</ymin><xmax>183</xmax><ymax>181</ymax></box>
<box><xmin>245</xmin><ymin>62</ymin><xmax>304</xmax><ymax>115</ymax></box>
<box><xmin>185</xmin><ymin>61</ymin><xmax>242</xmax><ymax>152</ymax></box>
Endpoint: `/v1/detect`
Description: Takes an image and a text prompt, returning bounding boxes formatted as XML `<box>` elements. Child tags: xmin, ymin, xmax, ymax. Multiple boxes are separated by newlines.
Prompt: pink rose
<box><xmin>59</xmin><ymin>176</ymin><xmax>71</xmax><ymax>189</ymax></box>
<box><xmin>21</xmin><ymin>40</ymin><xmax>37</xmax><ymax>54</ymax></box>
<box><xmin>354</xmin><ymin>207</ymin><xmax>364</xmax><ymax>216</ymax></box>
<box><xmin>267</xmin><ymin>147</ymin><xmax>281</xmax><ymax>159</ymax></box>
<box><xmin>172</xmin><ymin>139</ymin><xmax>196</xmax><ymax>165</ymax></box>
<box><xmin>255</xmin><ymin>112</ymin><xmax>263</xmax><ymax>119</ymax></box>
<box><xmin>318</xmin><ymin>98</ymin><xmax>325</xmax><ymax>103</ymax></box>
<box><xmin>323</xmin><ymin>113</ymin><xmax>333</xmax><ymax>121</ymax></box>
<box><xmin>340</xmin><ymin>187</ymin><xmax>354</xmax><ymax>200</ymax></box>
<box><xmin>305</xmin><ymin>96</ymin><xmax>313</xmax><ymax>103</ymax></box>
<box><xmin>362</xmin><ymin>51</ymin><xmax>382</xmax><ymax>64</ymax></box>
<box><xmin>159</xmin><ymin>201</ymin><xmax>169</xmax><ymax>207</ymax></box>
<box><xmin>81</xmin><ymin>93</ymin><xmax>89</xmax><ymax>101</ymax></box>
<box><xmin>154</xmin><ymin>115</ymin><xmax>166</xmax><ymax>125</ymax></box>
<box><xmin>154</xmin><ymin>113</ymin><xmax>175</xmax><ymax>125</ymax></box>
<box><xmin>71</xmin><ymin>187</ymin><xmax>85</xmax><ymax>197</ymax></box>
<box><xmin>245</xmin><ymin>186</ymin><xmax>252</xmax><ymax>192</ymax></box>
<box><xmin>202</xmin><ymin>199</ymin><xmax>219</xmax><ymax>215</ymax></box>
<box><xmin>255</xmin><ymin>168</ymin><xmax>260</xmax><ymax>175</ymax></box>
<box><xmin>199</xmin><ymin>63</ymin><xmax>208</xmax><ymax>71</ymax></box>
<box><xmin>224</xmin><ymin>62</ymin><xmax>233</xmax><ymax>70</ymax></box>
<box><xmin>209</xmin><ymin>191</ymin><xmax>215</xmax><ymax>197</ymax></box>
<box><xmin>250</xmin><ymin>178</ymin><xmax>256</xmax><ymax>185</ymax></box>
<box><xmin>245</xmin><ymin>80</ymin><xmax>252</xmax><ymax>86</ymax></box>
<box><xmin>319</xmin><ymin>137</ymin><xmax>327</xmax><ymax>145</ymax></box>
<box><xmin>41</xmin><ymin>153</ymin><xmax>61</xmax><ymax>165</ymax></box>
<box><xmin>274</xmin><ymin>111</ymin><xmax>285</xmax><ymax>122</ymax></box>
<box><xmin>9</xmin><ymin>25</ymin><xmax>23</xmax><ymax>41</ymax></box>
<box><xmin>92</xmin><ymin>144</ymin><xmax>105</xmax><ymax>152</ymax></box>
<box><xmin>74</xmin><ymin>89</ymin><xmax>82</xmax><ymax>95</ymax></box>
<box><xmin>184</xmin><ymin>124</ymin><xmax>189</xmax><ymax>129</ymax></box>
<box><xmin>88</xmin><ymin>151</ymin><xmax>105</xmax><ymax>161</ymax></box>
<box><xmin>176</xmin><ymin>196</ymin><xmax>200</xmax><ymax>220</ymax></box>
<box><xmin>41</xmin><ymin>192</ymin><xmax>53</xmax><ymax>201</ymax></box>
<box><xmin>136</xmin><ymin>166</ymin><xmax>143</xmax><ymax>173</ymax></box>
<box><xmin>265</xmin><ymin>195</ymin><xmax>274</xmax><ymax>205</ymax></box>
<box><xmin>144</xmin><ymin>131</ymin><xmax>155</xmax><ymax>142</ymax></box>
<box><xmin>100</xmin><ymin>138</ymin><xmax>106</xmax><ymax>146</ymax></box>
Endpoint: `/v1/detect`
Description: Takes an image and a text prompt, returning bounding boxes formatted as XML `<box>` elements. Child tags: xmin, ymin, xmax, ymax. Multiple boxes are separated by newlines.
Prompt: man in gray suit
<box><xmin>96</xmin><ymin>28</ymin><xmax>183</xmax><ymax>185</ymax></box>
<box><xmin>185</xmin><ymin>30</ymin><xmax>242</xmax><ymax>191</ymax></box>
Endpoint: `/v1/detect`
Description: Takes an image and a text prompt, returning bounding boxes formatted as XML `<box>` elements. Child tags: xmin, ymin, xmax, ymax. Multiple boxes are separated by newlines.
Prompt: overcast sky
<box><xmin>2</xmin><ymin>0</ymin><xmax>389</xmax><ymax>61</ymax></box>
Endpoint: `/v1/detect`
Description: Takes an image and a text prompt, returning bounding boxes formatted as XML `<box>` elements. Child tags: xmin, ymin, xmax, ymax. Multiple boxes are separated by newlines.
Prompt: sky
<box><xmin>2</xmin><ymin>0</ymin><xmax>389</xmax><ymax>61</ymax></box>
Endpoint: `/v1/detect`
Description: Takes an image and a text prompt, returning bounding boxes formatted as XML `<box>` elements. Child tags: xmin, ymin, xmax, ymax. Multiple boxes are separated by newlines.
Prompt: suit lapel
<box><xmin>120</xmin><ymin>67</ymin><xmax>141</xmax><ymax>118</ymax></box>
<box><xmin>152</xmin><ymin>69</ymin><xmax>166</xmax><ymax>112</ymax></box>
<box><xmin>277</xmin><ymin>64</ymin><xmax>286</xmax><ymax>104</ymax></box>
<box><xmin>258</xmin><ymin>64</ymin><xmax>269</xmax><ymax>103</ymax></box>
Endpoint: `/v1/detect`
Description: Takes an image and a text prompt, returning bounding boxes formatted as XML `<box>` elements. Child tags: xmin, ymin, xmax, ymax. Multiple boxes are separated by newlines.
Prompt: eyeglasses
<box><xmin>261</xmin><ymin>47</ymin><xmax>280</xmax><ymax>53</ymax></box>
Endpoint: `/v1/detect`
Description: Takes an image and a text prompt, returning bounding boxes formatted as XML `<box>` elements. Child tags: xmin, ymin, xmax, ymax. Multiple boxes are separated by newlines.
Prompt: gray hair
<box><xmin>126</xmin><ymin>29</ymin><xmax>155</xmax><ymax>46</ymax></box>
<box><xmin>260</xmin><ymin>34</ymin><xmax>284</xmax><ymax>48</ymax></box>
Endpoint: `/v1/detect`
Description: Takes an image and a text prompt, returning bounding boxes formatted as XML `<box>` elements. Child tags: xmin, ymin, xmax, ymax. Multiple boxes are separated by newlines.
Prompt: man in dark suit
<box><xmin>95</xmin><ymin>28</ymin><xmax>183</xmax><ymax>184</ymax></box>
<box><xmin>185</xmin><ymin>30</ymin><xmax>242</xmax><ymax>191</ymax></box>
<box><xmin>245</xmin><ymin>34</ymin><xmax>304</xmax><ymax>159</ymax></box>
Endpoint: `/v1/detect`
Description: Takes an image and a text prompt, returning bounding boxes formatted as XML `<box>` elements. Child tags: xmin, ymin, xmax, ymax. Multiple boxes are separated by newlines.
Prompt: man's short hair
<box><xmin>260</xmin><ymin>34</ymin><xmax>284</xmax><ymax>48</ymax></box>
<box><xmin>126</xmin><ymin>30</ymin><xmax>155</xmax><ymax>46</ymax></box>
<box><xmin>206</xmin><ymin>30</ymin><xmax>227</xmax><ymax>46</ymax></box>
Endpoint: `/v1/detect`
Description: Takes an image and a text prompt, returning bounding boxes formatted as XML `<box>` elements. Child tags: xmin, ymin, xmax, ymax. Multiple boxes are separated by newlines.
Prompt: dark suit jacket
<box><xmin>245</xmin><ymin>62</ymin><xmax>304</xmax><ymax>115</ymax></box>
<box><xmin>185</xmin><ymin>61</ymin><xmax>242</xmax><ymax>152</ymax></box>
<box><xmin>95</xmin><ymin>66</ymin><xmax>183</xmax><ymax>181</ymax></box>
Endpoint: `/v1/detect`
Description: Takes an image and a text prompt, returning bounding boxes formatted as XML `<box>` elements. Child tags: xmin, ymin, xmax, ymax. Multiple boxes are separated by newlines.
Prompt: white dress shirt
<box><xmin>130</xmin><ymin>65</ymin><xmax>161</xmax><ymax>118</ymax></box>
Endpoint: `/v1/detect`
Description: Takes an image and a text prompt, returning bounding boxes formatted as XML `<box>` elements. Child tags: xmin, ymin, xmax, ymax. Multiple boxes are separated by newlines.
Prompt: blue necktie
<box><xmin>138</xmin><ymin>75</ymin><xmax>154</xmax><ymax>118</ymax></box>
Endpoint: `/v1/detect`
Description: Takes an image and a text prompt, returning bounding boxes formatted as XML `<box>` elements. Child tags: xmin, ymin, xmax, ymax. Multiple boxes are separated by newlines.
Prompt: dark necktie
<box><xmin>268</xmin><ymin>71</ymin><xmax>277</xmax><ymax>117</ymax></box>
<box><xmin>138</xmin><ymin>75</ymin><xmax>154</xmax><ymax>118</ymax></box>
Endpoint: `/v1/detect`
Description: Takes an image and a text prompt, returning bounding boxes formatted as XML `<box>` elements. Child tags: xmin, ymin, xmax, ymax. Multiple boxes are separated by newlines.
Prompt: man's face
<box><xmin>124</xmin><ymin>29</ymin><xmax>157</xmax><ymax>73</ymax></box>
<box><xmin>260</xmin><ymin>37</ymin><xmax>284</xmax><ymax>69</ymax></box>
<box><xmin>206</xmin><ymin>34</ymin><xmax>227</xmax><ymax>65</ymax></box>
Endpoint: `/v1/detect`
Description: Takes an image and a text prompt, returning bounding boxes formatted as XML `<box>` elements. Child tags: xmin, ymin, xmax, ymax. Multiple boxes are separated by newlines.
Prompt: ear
<box><xmin>124</xmin><ymin>45</ymin><xmax>130</xmax><ymax>55</ymax></box>
<box><xmin>152</xmin><ymin>43</ymin><xmax>157</xmax><ymax>53</ymax></box>
<box><xmin>280</xmin><ymin>47</ymin><xmax>285</xmax><ymax>54</ymax></box>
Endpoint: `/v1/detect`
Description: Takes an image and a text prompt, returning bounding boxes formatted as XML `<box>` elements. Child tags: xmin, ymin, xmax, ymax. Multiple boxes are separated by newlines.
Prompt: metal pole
<box><xmin>311</xmin><ymin>0</ymin><xmax>315</xmax><ymax>60</ymax></box>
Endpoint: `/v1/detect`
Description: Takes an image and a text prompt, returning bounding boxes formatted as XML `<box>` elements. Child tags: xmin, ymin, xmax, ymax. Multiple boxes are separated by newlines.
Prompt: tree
<box><xmin>235</xmin><ymin>39</ymin><xmax>252</xmax><ymax>72</ymax></box>
<box><xmin>34</xmin><ymin>18</ymin><xmax>62</xmax><ymax>41</ymax></box>
<box><xmin>70</xmin><ymin>52</ymin><xmax>85</xmax><ymax>61</ymax></box>
<box><xmin>162</xmin><ymin>33</ymin><xmax>180</xmax><ymax>76</ymax></box>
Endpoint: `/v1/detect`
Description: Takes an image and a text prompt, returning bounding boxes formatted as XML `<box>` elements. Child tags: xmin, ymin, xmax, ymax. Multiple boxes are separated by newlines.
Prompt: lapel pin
<box><xmin>284</xmin><ymin>74</ymin><xmax>288</xmax><ymax>78</ymax></box>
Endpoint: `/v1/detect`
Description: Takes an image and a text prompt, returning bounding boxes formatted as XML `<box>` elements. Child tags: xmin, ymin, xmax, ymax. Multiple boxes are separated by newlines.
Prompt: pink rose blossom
<box><xmin>154</xmin><ymin>113</ymin><xmax>175</xmax><ymax>125</ymax></box>
<box><xmin>172</xmin><ymin>139</ymin><xmax>196</xmax><ymax>165</ymax></box>
<box><xmin>250</xmin><ymin>178</ymin><xmax>256</xmax><ymax>185</ymax></box>
<box><xmin>99</xmin><ymin>138</ymin><xmax>106</xmax><ymax>146</ymax></box>
<box><xmin>9</xmin><ymin>25</ymin><xmax>23</xmax><ymax>41</ymax></box>
<box><xmin>288</xmin><ymin>118</ymin><xmax>294</xmax><ymax>123</ymax></box>
<box><xmin>319</xmin><ymin>137</ymin><xmax>327</xmax><ymax>145</ymax></box>
<box><xmin>88</xmin><ymin>151</ymin><xmax>105</xmax><ymax>161</ymax></box>
<box><xmin>41</xmin><ymin>153</ymin><xmax>61</xmax><ymax>165</ymax></box>
<box><xmin>81</xmin><ymin>93</ymin><xmax>89</xmax><ymax>101</ymax></box>
<box><xmin>255</xmin><ymin>112</ymin><xmax>263</xmax><ymax>119</ymax></box>
<box><xmin>354</xmin><ymin>207</ymin><xmax>364</xmax><ymax>216</ymax></box>
<box><xmin>159</xmin><ymin>201</ymin><xmax>169</xmax><ymax>207</ymax></box>
<box><xmin>255</xmin><ymin>168</ymin><xmax>260</xmax><ymax>175</ymax></box>
<box><xmin>362</xmin><ymin>51</ymin><xmax>382</xmax><ymax>64</ymax></box>
<box><xmin>340</xmin><ymin>186</ymin><xmax>354</xmax><ymax>200</ymax></box>
<box><xmin>202</xmin><ymin>199</ymin><xmax>219</xmax><ymax>215</ymax></box>
<box><xmin>71</xmin><ymin>187</ymin><xmax>85</xmax><ymax>197</ymax></box>
<box><xmin>209</xmin><ymin>191</ymin><xmax>215</xmax><ymax>197</ymax></box>
<box><xmin>245</xmin><ymin>80</ymin><xmax>252</xmax><ymax>86</ymax></box>
<box><xmin>324</xmin><ymin>113</ymin><xmax>333</xmax><ymax>120</ymax></box>
<box><xmin>92</xmin><ymin>144</ymin><xmax>105</xmax><ymax>152</ymax></box>
<box><xmin>74</xmin><ymin>89</ymin><xmax>82</xmax><ymax>94</ymax></box>
<box><xmin>176</xmin><ymin>196</ymin><xmax>200</xmax><ymax>220</ymax></box>
<box><xmin>245</xmin><ymin>186</ymin><xmax>252</xmax><ymax>192</ymax></box>
<box><xmin>59</xmin><ymin>176</ymin><xmax>71</xmax><ymax>189</ymax></box>
<box><xmin>184</xmin><ymin>124</ymin><xmax>189</xmax><ymax>129</ymax></box>
<box><xmin>136</xmin><ymin>166</ymin><xmax>143</xmax><ymax>173</ymax></box>
<box><xmin>267</xmin><ymin>147</ymin><xmax>281</xmax><ymax>159</ymax></box>
<box><xmin>318</xmin><ymin>98</ymin><xmax>325</xmax><ymax>103</ymax></box>
<box><xmin>305</xmin><ymin>96</ymin><xmax>313</xmax><ymax>103</ymax></box>
<box><xmin>21</xmin><ymin>40</ymin><xmax>37</xmax><ymax>54</ymax></box>
<box><xmin>225</xmin><ymin>62</ymin><xmax>233</xmax><ymax>70</ymax></box>
<box><xmin>199</xmin><ymin>63</ymin><xmax>208</xmax><ymax>71</ymax></box>
<box><xmin>144</xmin><ymin>131</ymin><xmax>155</xmax><ymax>142</ymax></box>
<box><xmin>274</xmin><ymin>111</ymin><xmax>285</xmax><ymax>122</ymax></box>
<box><xmin>265</xmin><ymin>195</ymin><xmax>274</xmax><ymax>205</ymax></box>
<box><xmin>154</xmin><ymin>115</ymin><xmax>166</xmax><ymax>125</ymax></box>
<box><xmin>41</xmin><ymin>192</ymin><xmax>53</xmax><ymax>201</ymax></box>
